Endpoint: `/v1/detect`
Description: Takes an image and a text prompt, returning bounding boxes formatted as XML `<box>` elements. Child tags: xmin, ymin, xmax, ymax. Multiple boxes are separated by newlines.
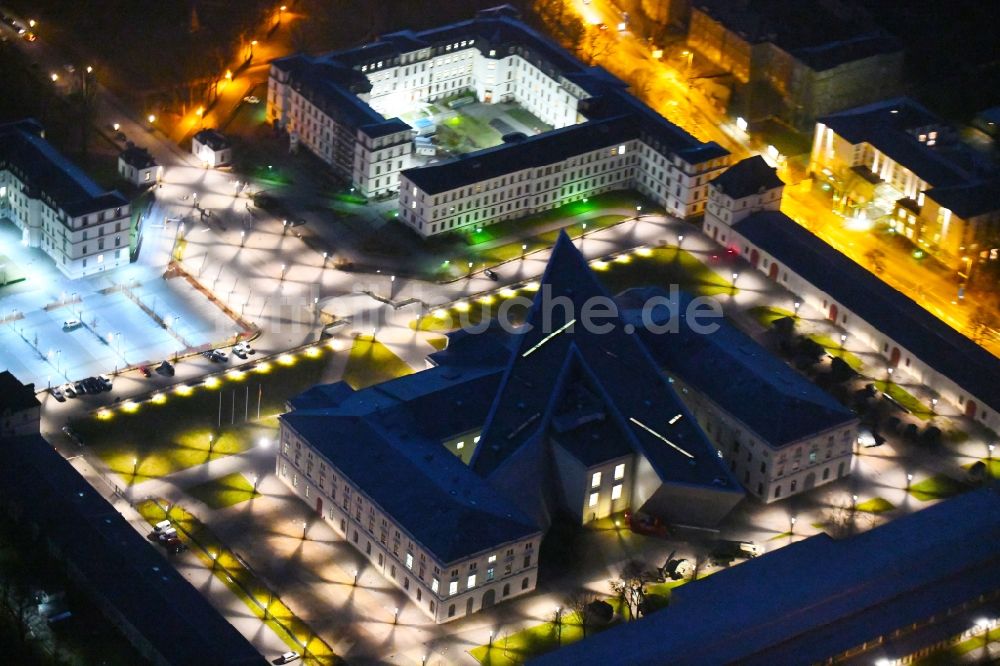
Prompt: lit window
<box><xmin>406</xmin><ymin>553</ymin><xmax>414</xmax><ymax>569</ymax></box>
<box><xmin>449</xmin><ymin>581</ymin><xmax>458</xmax><ymax>595</ymax></box>
<box><xmin>457</xmin><ymin>441</ymin><xmax>465</xmax><ymax>450</ymax></box>
<box><xmin>611</xmin><ymin>484</ymin><xmax>622</xmax><ymax>500</ymax></box>
<box><xmin>467</xmin><ymin>574</ymin><xmax>476</xmax><ymax>589</ymax></box>
<box><xmin>591</xmin><ymin>472</ymin><xmax>601</xmax><ymax>488</ymax></box>
<box><xmin>589</xmin><ymin>492</ymin><xmax>598</xmax><ymax>507</ymax></box>
<box><xmin>474</xmin><ymin>435</ymin><xmax>481</xmax><ymax>443</ymax></box>
<box><xmin>488</xmin><ymin>554</ymin><xmax>496</xmax><ymax>563</ymax></box>
<box><xmin>617</xmin><ymin>145</ymin><xmax>626</xmax><ymax>155</ymax></box>
<box><xmin>614</xmin><ymin>463</ymin><xmax>625</xmax><ymax>480</ymax></box>
<box><xmin>432</xmin><ymin>578</ymin><xmax>439</xmax><ymax>593</ymax></box>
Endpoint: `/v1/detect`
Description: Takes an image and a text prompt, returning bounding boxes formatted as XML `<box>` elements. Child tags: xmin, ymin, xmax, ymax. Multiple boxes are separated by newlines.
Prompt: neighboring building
<box><xmin>277</xmin><ymin>232</ymin><xmax>745</xmax><ymax>622</ymax></box>
<box><xmin>192</xmin><ymin>128</ymin><xmax>232</xmax><ymax>167</ymax></box>
<box><xmin>531</xmin><ymin>485</ymin><xmax>1000</xmax><ymax>666</ymax></box>
<box><xmin>687</xmin><ymin>0</ymin><xmax>903</xmax><ymax>129</ymax></box>
<box><xmin>0</xmin><ymin>370</ymin><xmax>40</xmax><ymax>436</ymax></box>
<box><xmin>620</xmin><ymin>288</ymin><xmax>859</xmax><ymax>503</ymax></box>
<box><xmin>0</xmin><ymin>119</ymin><xmax>132</xmax><ymax>279</ymax></box>
<box><xmin>706</xmin><ymin>156</ymin><xmax>1000</xmax><ymax>431</ymax></box>
<box><xmin>117</xmin><ymin>144</ymin><xmax>159</xmax><ymax>187</ymax></box>
<box><xmin>268</xmin><ymin>5</ymin><xmax>729</xmax><ymax>232</ymax></box>
<box><xmin>809</xmin><ymin>98</ymin><xmax>1000</xmax><ymax>265</ymax></box>
<box><xmin>972</xmin><ymin>106</ymin><xmax>1000</xmax><ymax>139</ymax></box>
<box><xmin>0</xmin><ymin>373</ymin><xmax>265</xmax><ymax>666</ymax></box>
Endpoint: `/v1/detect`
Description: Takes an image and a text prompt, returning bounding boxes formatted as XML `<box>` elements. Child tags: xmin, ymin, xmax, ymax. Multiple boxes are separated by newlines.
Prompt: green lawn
<box><xmin>469</xmin><ymin>613</ymin><xmax>595</xmax><ymax>666</ymax></box>
<box><xmin>136</xmin><ymin>501</ymin><xmax>340</xmax><ymax>665</ymax></box>
<box><xmin>908</xmin><ymin>474</ymin><xmax>971</xmax><ymax>502</ymax></box>
<box><xmin>71</xmin><ymin>344</ymin><xmax>346</xmax><ymax>484</ymax></box>
<box><xmin>413</xmin><ymin>289</ymin><xmax>532</xmax><ymax>333</ymax></box>
<box><xmin>808</xmin><ymin>333</ymin><xmax>864</xmax><ymax>371</ymax></box>
<box><xmin>505</xmin><ymin>107</ymin><xmax>551</xmax><ymax>130</ymax></box>
<box><xmin>426</xmin><ymin>336</ymin><xmax>449</xmax><ymax>351</ymax></box>
<box><xmin>186</xmin><ymin>473</ymin><xmax>260</xmax><ymax>509</ymax></box>
<box><xmin>595</xmin><ymin>246</ymin><xmax>736</xmax><ymax>297</ymax></box>
<box><xmin>342</xmin><ymin>335</ymin><xmax>414</xmax><ymax>389</ymax></box>
<box><xmin>855</xmin><ymin>497</ymin><xmax>895</xmax><ymax>513</ymax></box>
<box><xmin>874</xmin><ymin>380</ymin><xmax>934</xmax><ymax>420</ymax></box>
<box><xmin>748</xmin><ymin>305</ymin><xmax>795</xmax><ymax>328</ymax></box>
<box><xmin>442</xmin><ymin>113</ymin><xmax>502</xmax><ymax>150</ymax></box>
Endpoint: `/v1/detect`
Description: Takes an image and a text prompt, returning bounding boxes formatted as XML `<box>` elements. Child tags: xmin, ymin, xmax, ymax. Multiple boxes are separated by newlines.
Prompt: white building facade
<box><xmin>1</xmin><ymin>121</ymin><xmax>131</xmax><ymax>279</ymax></box>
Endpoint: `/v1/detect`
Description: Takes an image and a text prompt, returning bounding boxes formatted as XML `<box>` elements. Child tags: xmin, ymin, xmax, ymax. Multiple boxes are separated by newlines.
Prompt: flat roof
<box><xmin>732</xmin><ymin>210</ymin><xmax>1000</xmax><ymax>413</ymax></box>
<box><xmin>0</xmin><ymin>433</ymin><xmax>266</xmax><ymax>666</ymax></box>
<box><xmin>531</xmin><ymin>485</ymin><xmax>1000</xmax><ymax>665</ymax></box>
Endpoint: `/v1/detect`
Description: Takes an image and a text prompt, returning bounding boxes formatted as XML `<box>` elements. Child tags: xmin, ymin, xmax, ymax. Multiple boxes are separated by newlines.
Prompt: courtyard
<box><xmin>0</xmin><ymin>220</ymin><xmax>237</xmax><ymax>389</ymax></box>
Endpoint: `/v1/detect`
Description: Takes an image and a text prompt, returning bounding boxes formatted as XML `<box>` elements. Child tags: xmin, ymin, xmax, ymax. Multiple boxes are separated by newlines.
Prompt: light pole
<box><xmin>280</xmin><ymin>263</ymin><xmax>287</xmax><ymax>281</ymax></box>
<box><xmin>352</xmin><ymin>568</ymin><xmax>359</xmax><ymax>586</ymax></box>
<box><xmin>906</xmin><ymin>473</ymin><xmax>913</xmax><ymax>490</ymax></box>
<box><xmin>731</xmin><ymin>272</ymin><xmax>739</xmax><ymax>289</ymax></box>
<box><xmin>301</xmin><ymin>520</ymin><xmax>308</xmax><ymax>540</ymax></box>
<box><xmin>278</xmin><ymin>4</ymin><xmax>287</xmax><ymax>25</ymax></box>
<box><xmin>393</xmin><ymin>606</ymin><xmax>400</xmax><ymax>624</ymax></box>
<box><xmin>240</xmin><ymin>230</ymin><xmax>245</xmax><ymax>247</ymax></box>
<box><xmin>252</xmin><ymin>474</ymin><xmax>259</xmax><ymax>493</ymax></box>
<box><xmin>467</xmin><ymin>261</ymin><xmax>473</xmax><ymax>278</ymax></box>
<box><xmin>208</xmin><ymin>433</ymin><xmax>215</xmax><ymax>455</ymax></box>
<box><xmin>132</xmin><ymin>457</ymin><xmax>139</xmax><ymax>477</ymax></box>
<box><xmin>840</xmin><ymin>333</ymin><xmax>847</xmax><ymax>348</ymax></box>
<box><xmin>521</xmin><ymin>243</ymin><xmax>527</xmax><ymax>260</ymax></box>
<box><xmin>793</xmin><ymin>300</ymin><xmax>801</xmax><ymax>317</ymax></box>
<box><xmin>677</xmin><ymin>233</ymin><xmax>684</xmax><ymax>246</ymax></box>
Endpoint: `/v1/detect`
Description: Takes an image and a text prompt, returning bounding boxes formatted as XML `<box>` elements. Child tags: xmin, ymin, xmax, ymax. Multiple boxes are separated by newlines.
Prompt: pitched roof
<box><xmin>619</xmin><ymin>288</ymin><xmax>856</xmax><ymax>447</ymax></box>
<box><xmin>281</xmin><ymin>357</ymin><xmax>540</xmax><ymax>564</ymax></box>
<box><xmin>0</xmin><ymin>434</ymin><xmax>265</xmax><ymax>666</ymax></box>
<box><xmin>0</xmin><ymin>370</ymin><xmax>40</xmax><ymax>412</ymax></box>
<box><xmin>926</xmin><ymin>179</ymin><xmax>1000</xmax><ymax>219</ymax></box>
<box><xmin>119</xmin><ymin>145</ymin><xmax>157</xmax><ymax>169</ymax></box>
<box><xmin>709</xmin><ymin>155</ymin><xmax>783</xmax><ymax>199</ymax></box>
<box><xmin>819</xmin><ymin>98</ymin><xmax>970</xmax><ymax>188</ymax></box>
<box><xmin>0</xmin><ymin>120</ymin><xmax>128</xmax><ymax>217</ymax></box>
<box><xmin>192</xmin><ymin>128</ymin><xmax>230</xmax><ymax>151</ymax></box>
<box><xmin>472</xmin><ymin>233</ymin><xmax>742</xmax><ymax>493</ymax></box>
<box><xmin>732</xmin><ymin>210</ymin><xmax>1000</xmax><ymax>413</ymax></box>
<box><xmin>532</xmin><ymin>485</ymin><xmax>1000</xmax><ymax>666</ymax></box>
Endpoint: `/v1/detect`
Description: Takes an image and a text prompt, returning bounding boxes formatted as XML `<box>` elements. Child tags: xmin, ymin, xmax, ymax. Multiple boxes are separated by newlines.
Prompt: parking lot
<box><xmin>0</xmin><ymin>221</ymin><xmax>235</xmax><ymax>389</ymax></box>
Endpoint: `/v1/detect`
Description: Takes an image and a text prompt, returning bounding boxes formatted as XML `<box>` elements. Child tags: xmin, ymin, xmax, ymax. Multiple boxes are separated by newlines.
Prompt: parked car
<box><xmin>157</xmin><ymin>528</ymin><xmax>178</xmax><ymax>543</ymax></box>
<box><xmin>164</xmin><ymin>537</ymin><xmax>187</xmax><ymax>554</ymax></box>
<box><xmin>275</xmin><ymin>652</ymin><xmax>301</xmax><ymax>664</ymax></box>
<box><xmin>233</xmin><ymin>347</ymin><xmax>248</xmax><ymax>359</ymax></box>
<box><xmin>243</xmin><ymin>95</ymin><xmax>260</xmax><ymax>104</ymax></box>
<box><xmin>62</xmin><ymin>319</ymin><xmax>82</xmax><ymax>331</ymax></box>
<box><xmin>211</xmin><ymin>349</ymin><xmax>229</xmax><ymax>362</ymax></box>
<box><xmin>63</xmin><ymin>383</ymin><xmax>77</xmax><ymax>398</ymax></box>
<box><xmin>139</xmin><ymin>364</ymin><xmax>152</xmax><ymax>377</ymax></box>
<box><xmin>98</xmin><ymin>375</ymin><xmax>113</xmax><ymax>391</ymax></box>
<box><xmin>484</xmin><ymin>268</ymin><xmax>499</xmax><ymax>281</ymax></box>
<box><xmin>663</xmin><ymin>558</ymin><xmax>693</xmax><ymax>581</ymax></box>
<box><xmin>73</xmin><ymin>381</ymin><xmax>86</xmax><ymax>395</ymax></box>
<box><xmin>153</xmin><ymin>519</ymin><xmax>172</xmax><ymax>533</ymax></box>
<box><xmin>50</xmin><ymin>385</ymin><xmax>65</xmax><ymax>402</ymax></box>
<box><xmin>156</xmin><ymin>360</ymin><xmax>175</xmax><ymax>376</ymax></box>
<box><xmin>61</xmin><ymin>426</ymin><xmax>83</xmax><ymax>446</ymax></box>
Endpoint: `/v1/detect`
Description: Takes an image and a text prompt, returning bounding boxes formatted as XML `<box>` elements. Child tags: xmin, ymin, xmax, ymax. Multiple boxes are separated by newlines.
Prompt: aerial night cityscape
<box><xmin>2</xmin><ymin>1</ymin><xmax>1000</xmax><ymax>665</ymax></box>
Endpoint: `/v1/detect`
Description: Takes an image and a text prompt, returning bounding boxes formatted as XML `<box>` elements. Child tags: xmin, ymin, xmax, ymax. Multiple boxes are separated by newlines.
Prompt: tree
<box><xmin>565</xmin><ymin>590</ymin><xmax>600</xmax><ymax>637</ymax></box>
<box><xmin>970</xmin><ymin>306</ymin><xmax>1000</xmax><ymax>344</ymax></box>
<box><xmin>577</xmin><ymin>29</ymin><xmax>615</xmax><ymax>66</ymax></box>
<box><xmin>608</xmin><ymin>560</ymin><xmax>648</xmax><ymax>621</ymax></box>
<box><xmin>630</xmin><ymin>69</ymin><xmax>658</xmax><ymax>102</ymax></box>
<box><xmin>561</xmin><ymin>15</ymin><xmax>586</xmax><ymax>52</ymax></box>
<box><xmin>864</xmin><ymin>248</ymin><xmax>886</xmax><ymax>274</ymax></box>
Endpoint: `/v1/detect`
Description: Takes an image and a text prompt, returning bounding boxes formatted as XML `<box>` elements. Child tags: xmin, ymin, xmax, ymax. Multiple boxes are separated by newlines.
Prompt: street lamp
<box><xmin>793</xmin><ymin>300</ymin><xmax>801</xmax><ymax>316</ymax></box>
<box><xmin>147</xmin><ymin>114</ymin><xmax>156</xmax><ymax>124</ymax></box>
<box><xmin>840</xmin><ymin>333</ymin><xmax>848</xmax><ymax>347</ymax></box>
<box><xmin>50</xmin><ymin>73</ymin><xmax>59</xmax><ymax>82</ymax></box>
<box><xmin>677</xmin><ymin>233</ymin><xmax>684</xmax><ymax>246</ymax></box>
<box><xmin>521</xmin><ymin>243</ymin><xmax>527</xmax><ymax>260</ymax></box>
<box><xmin>393</xmin><ymin>607</ymin><xmax>400</xmax><ymax>624</ymax></box>
<box><xmin>352</xmin><ymin>568</ymin><xmax>359</xmax><ymax>586</ymax></box>
<box><xmin>132</xmin><ymin>457</ymin><xmax>139</xmax><ymax>476</ymax></box>
<box><xmin>731</xmin><ymin>271</ymin><xmax>739</xmax><ymax>285</ymax></box>
<box><xmin>906</xmin><ymin>473</ymin><xmax>913</xmax><ymax>489</ymax></box>
<box><xmin>240</xmin><ymin>230</ymin><xmax>245</xmax><ymax>247</ymax></box>
<box><xmin>208</xmin><ymin>433</ymin><xmax>215</xmax><ymax>454</ymax></box>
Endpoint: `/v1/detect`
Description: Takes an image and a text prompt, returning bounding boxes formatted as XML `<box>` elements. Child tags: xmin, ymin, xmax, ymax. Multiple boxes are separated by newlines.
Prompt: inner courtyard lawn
<box><xmin>342</xmin><ymin>335</ymin><xmax>414</xmax><ymax>389</ymax></box>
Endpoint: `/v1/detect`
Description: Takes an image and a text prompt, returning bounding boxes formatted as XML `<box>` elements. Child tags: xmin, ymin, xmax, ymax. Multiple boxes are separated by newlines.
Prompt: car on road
<box><xmin>233</xmin><ymin>341</ymin><xmax>255</xmax><ymax>358</ymax></box>
<box><xmin>243</xmin><ymin>95</ymin><xmax>260</xmax><ymax>104</ymax></box>
<box><xmin>82</xmin><ymin>377</ymin><xmax>102</xmax><ymax>394</ymax></box>
<box><xmin>23</xmin><ymin>30</ymin><xmax>35</xmax><ymax>41</ymax></box>
<box><xmin>98</xmin><ymin>374</ymin><xmax>113</xmax><ymax>391</ymax></box>
<box><xmin>63</xmin><ymin>383</ymin><xmax>77</xmax><ymax>398</ymax></box>
<box><xmin>275</xmin><ymin>652</ymin><xmax>301</xmax><ymax>664</ymax></box>
<box><xmin>211</xmin><ymin>349</ymin><xmax>228</xmax><ymax>362</ymax></box>
<box><xmin>62</xmin><ymin>319</ymin><xmax>82</xmax><ymax>331</ymax></box>
<box><xmin>62</xmin><ymin>425</ymin><xmax>84</xmax><ymax>446</ymax></box>
<box><xmin>598</xmin><ymin>22</ymin><xmax>608</xmax><ymax>30</ymax></box>
<box><xmin>50</xmin><ymin>385</ymin><xmax>65</xmax><ymax>402</ymax></box>
<box><xmin>73</xmin><ymin>381</ymin><xmax>87</xmax><ymax>395</ymax></box>
<box><xmin>484</xmin><ymin>268</ymin><xmax>499</xmax><ymax>281</ymax></box>
<box><xmin>139</xmin><ymin>364</ymin><xmax>152</xmax><ymax>377</ymax></box>
<box><xmin>156</xmin><ymin>360</ymin><xmax>175</xmax><ymax>376</ymax></box>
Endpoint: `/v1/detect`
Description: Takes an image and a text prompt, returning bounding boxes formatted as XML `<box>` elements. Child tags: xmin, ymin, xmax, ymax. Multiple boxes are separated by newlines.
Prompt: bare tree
<box><xmin>970</xmin><ymin>306</ymin><xmax>1000</xmax><ymax>343</ymax></box>
<box><xmin>566</xmin><ymin>590</ymin><xmax>599</xmax><ymax>637</ymax></box>
<box><xmin>608</xmin><ymin>560</ymin><xmax>648</xmax><ymax>621</ymax></box>
<box><xmin>864</xmin><ymin>248</ymin><xmax>886</xmax><ymax>274</ymax></box>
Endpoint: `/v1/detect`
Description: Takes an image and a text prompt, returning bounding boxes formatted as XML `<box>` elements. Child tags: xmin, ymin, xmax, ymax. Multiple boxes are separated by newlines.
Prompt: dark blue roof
<box><xmin>926</xmin><ymin>178</ymin><xmax>1000</xmax><ymax>219</ymax></box>
<box><xmin>619</xmin><ymin>288</ymin><xmax>856</xmax><ymax>447</ymax></box>
<box><xmin>709</xmin><ymin>155</ymin><xmax>783</xmax><ymax>199</ymax></box>
<box><xmin>531</xmin><ymin>485</ymin><xmax>1000</xmax><ymax>666</ymax></box>
<box><xmin>819</xmin><ymin>98</ymin><xmax>968</xmax><ymax>188</ymax></box>
<box><xmin>0</xmin><ymin>120</ymin><xmax>128</xmax><ymax>217</ymax></box>
<box><xmin>281</xmin><ymin>360</ymin><xmax>540</xmax><ymax>564</ymax></box>
<box><xmin>733</xmin><ymin>210</ymin><xmax>1000</xmax><ymax>413</ymax></box>
<box><xmin>193</xmin><ymin>128</ymin><xmax>230</xmax><ymax>151</ymax></box>
<box><xmin>0</xmin><ymin>434</ymin><xmax>265</xmax><ymax>666</ymax></box>
<box><xmin>473</xmin><ymin>233</ymin><xmax>742</xmax><ymax>493</ymax></box>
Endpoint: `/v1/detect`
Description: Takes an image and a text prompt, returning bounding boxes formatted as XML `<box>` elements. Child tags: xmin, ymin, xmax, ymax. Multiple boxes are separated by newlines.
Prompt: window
<box><xmin>488</xmin><ymin>554</ymin><xmax>496</xmax><ymax>564</ymax></box>
<box><xmin>406</xmin><ymin>553</ymin><xmax>414</xmax><ymax>570</ymax></box>
<box><xmin>521</xmin><ymin>577</ymin><xmax>529</xmax><ymax>590</ymax></box>
<box><xmin>432</xmin><ymin>578</ymin><xmax>439</xmax><ymax>593</ymax></box>
<box><xmin>611</xmin><ymin>484</ymin><xmax>622</xmax><ymax>500</ymax></box>
<box><xmin>523</xmin><ymin>555</ymin><xmax>531</xmax><ymax>568</ymax></box>
<box><xmin>591</xmin><ymin>472</ymin><xmax>601</xmax><ymax>488</ymax></box>
<box><xmin>486</xmin><ymin>567</ymin><xmax>494</xmax><ymax>581</ymax></box>
<box><xmin>588</xmin><ymin>492</ymin><xmax>598</xmax><ymax>508</ymax></box>
<box><xmin>467</xmin><ymin>574</ymin><xmax>476</xmax><ymax>589</ymax></box>
<box><xmin>614</xmin><ymin>463</ymin><xmax>625</xmax><ymax>480</ymax></box>
<box><xmin>449</xmin><ymin>581</ymin><xmax>458</xmax><ymax>596</ymax></box>
<box><xmin>448</xmin><ymin>604</ymin><xmax>456</xmax><ymax>618</ymax></box>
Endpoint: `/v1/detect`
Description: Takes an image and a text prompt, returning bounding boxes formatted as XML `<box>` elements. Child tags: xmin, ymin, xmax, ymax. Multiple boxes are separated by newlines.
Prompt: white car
<box><xmin>62</xmin><ymin>319</ymin><xmax>82</xmax><ymax>330</ymax></box>
<box><xmin>63</xmin><ymin>383</ymin><xmax>77</xmax><ymax>398</ymax></box>
<box><xmin>276</xmin><ymin>652</ymin><xmax>300</xmax><ymax>664</ymax></box>
<box><xmin>243</xmin><ymin>95</ymin><xmax>260</xmax><ymax>104</ymax></box>
<box><xmin>50</xmin><ymin>385</ymin><xmax>65</xmax><ymax>401</ymax></box>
